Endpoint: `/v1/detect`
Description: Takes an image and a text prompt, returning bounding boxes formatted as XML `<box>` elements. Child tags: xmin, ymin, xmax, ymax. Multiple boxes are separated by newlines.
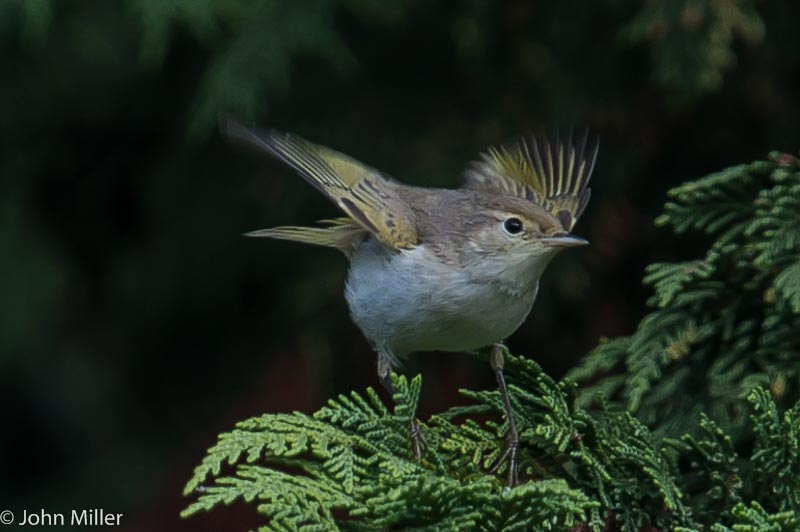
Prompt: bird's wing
<box><xmin>246</xmin><ymin>218</ymin><xmax>368</xmax><ymax>257</ymax></box>
<box><xmin>461</xmin><ymin>131</ymin><xmax>598</xmax><ymax>231</ymax></box>
<box><xmin>223</xmin><ymin>118</ymin><xmax>418</xmax><ymax>250</ymax></box>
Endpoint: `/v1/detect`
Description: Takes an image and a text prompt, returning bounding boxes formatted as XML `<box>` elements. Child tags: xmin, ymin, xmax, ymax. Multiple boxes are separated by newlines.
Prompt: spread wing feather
<box><xmin>222</xmin><ymin>118</ymin><xmax>418</xmax><ymax>250</ymax></box>
<box><xmin>462</xmin><ymin>130</ymin><xmax>598</xmax><ymax>230</ymax></box>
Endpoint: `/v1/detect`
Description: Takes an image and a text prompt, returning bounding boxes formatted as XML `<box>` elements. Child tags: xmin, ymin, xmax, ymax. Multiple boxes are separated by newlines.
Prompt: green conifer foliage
<box><xmin>183</xmin><ymin>156</ymin><xmax>800</xmax><ymax>529</ymax></box>
<box><xmin>570</xmin><ymin>153</ymin><xmax>800</xmax><ymax>438</ymax></box>
<box><xmin>183</xmin><ymin>356</ymin><xmax>800</xmax><ymax>530</ymax></box>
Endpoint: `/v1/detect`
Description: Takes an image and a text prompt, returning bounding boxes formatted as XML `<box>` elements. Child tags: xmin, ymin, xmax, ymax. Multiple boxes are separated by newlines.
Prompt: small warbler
<box><xmin>223</xmin><ymin>119</ymin><xmax>597</xmax><ymax>485</ymax></box>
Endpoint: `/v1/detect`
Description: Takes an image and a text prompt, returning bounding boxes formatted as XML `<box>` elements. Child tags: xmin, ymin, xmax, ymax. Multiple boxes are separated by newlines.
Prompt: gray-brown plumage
<box><xmin>224</xmin><ymin>119</ymin><xmax>595</xmax><ymax>253</ymax></box>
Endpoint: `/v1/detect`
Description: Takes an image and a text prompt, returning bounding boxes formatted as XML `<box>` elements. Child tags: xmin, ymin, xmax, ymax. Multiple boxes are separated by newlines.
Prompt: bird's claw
<box><xmin>410</xmin><ymin>418</ymin><xmax>428</xmax><ymax>459</ymax></box>
<box><xmin>489</xmin><ymin>429</ymin><xmax>520</xmax><ymax>487</ymax></box>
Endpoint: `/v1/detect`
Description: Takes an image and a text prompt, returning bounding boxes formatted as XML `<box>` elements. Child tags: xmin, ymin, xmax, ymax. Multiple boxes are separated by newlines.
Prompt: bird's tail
<box><xmin>245</xmin><ymin>218</ymin><xmax>367</xmax><ymax>257</ymax></box>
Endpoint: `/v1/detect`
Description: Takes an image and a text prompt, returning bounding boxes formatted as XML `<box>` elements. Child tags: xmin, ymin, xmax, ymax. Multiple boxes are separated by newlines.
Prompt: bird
<box><xmin>222</xmin><ymin>118</ymin><xmax>597</xmax><ymax>485</ymax></box>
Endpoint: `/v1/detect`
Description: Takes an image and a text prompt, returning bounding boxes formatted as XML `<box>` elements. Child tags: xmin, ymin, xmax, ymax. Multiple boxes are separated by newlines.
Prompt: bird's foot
<box><xmin>489</xmin><ymin>427</ymin><xmax>520</xmax><ymax>487</ymax></box>
<box><xmin>410</xmin><ymin>418</ymin><xmax>428</xmax><ymax>459</ymax></box>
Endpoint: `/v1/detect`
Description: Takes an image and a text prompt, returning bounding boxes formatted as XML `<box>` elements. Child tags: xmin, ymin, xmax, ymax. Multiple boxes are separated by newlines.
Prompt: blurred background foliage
<box><xmin>0</xmin><ymin>0</ymin><xmax>797</xmax><ymax>529</ymax></box>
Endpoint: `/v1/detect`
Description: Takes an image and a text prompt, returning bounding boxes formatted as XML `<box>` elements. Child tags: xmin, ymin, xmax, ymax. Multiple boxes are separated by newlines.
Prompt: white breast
<box><xmin>345</xmin><ymin>239</ymin><xmax>539</xmax><ymax>357</ymax></box>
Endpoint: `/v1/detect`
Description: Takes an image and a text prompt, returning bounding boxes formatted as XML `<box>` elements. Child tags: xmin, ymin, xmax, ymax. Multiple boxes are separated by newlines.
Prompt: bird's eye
<box><xmin>503</xmin><ymin>217</ymin><xmax>524</xmax><ymax>235</ymax></box>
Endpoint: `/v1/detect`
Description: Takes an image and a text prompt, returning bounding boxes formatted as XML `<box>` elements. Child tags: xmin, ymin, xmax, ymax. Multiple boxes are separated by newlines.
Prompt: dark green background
<box><xmin>1</xmin><ymin>1</ymin><xmax>796</xmax><ymax>529</ymax></box>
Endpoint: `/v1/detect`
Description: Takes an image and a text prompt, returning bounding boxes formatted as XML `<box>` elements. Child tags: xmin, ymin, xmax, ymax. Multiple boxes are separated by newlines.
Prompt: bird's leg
<box><xmin>409</xmin><ymin>419</ymin><xmax>424</xmax><ymax>459</ymax></box>
<box><xmin>378</xmin><ymin>363</ymin><xmax>426</xmax><ymax>459</ymax></box>
<box><xmin>488</xmin><ymin>343</ymin><xmax>519</xmax><ymax>487</ymax></box>
<box><xmin>379</xmin><ymin>371</ymin><xmax>394</xmax><ymax>396</ymax></box>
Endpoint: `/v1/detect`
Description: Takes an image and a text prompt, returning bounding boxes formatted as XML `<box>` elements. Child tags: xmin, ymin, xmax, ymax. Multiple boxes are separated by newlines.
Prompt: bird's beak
<box><xmin>540</xmin><ymin>235</ymin><xmax>589</xmax><ymax>247</ymax></box>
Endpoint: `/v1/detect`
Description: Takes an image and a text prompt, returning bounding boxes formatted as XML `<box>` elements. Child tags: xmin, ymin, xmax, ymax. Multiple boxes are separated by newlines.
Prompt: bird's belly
<box><xmin>396</xmin><ymin>292</ymin><xmax>533</xmax><ymax>352</ymax></box>
<box><xmin>345</xmin><ymin>241</ymin><xmax>538</xmax><ymax>354</ymax></box>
